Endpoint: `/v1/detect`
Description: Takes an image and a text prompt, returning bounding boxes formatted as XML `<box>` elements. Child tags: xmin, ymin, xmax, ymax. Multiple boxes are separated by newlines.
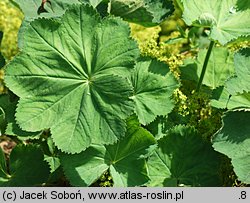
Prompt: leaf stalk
<box><xmin>196</xmin><ymin>40</ymin><xmax>215</xmax><ymax>93</ymax></box>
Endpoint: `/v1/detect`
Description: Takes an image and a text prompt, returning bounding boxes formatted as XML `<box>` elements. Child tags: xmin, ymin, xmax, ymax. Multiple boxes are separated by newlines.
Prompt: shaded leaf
<box><xmin>81</xmin><ymin>0</ymin><xmax>104</xmax><ymax>8</ymax></box>
<box><xmin>61</xmin><ymin>117</ymin><xmax>156</xmax><ymax>186</ymax></box>
<box><xmin>147</xmin><ymin>125</ymin><xmax>222</xmax><ymax>186</ymax></box>
<box><xmin>0</xmin><ymin>145</ymin><xmax>50</xmax><ymax>186</ymax></box>
<box><xmin>0</xmin><ymin>94</ymin><xmax>41</xmax><ymax>139</ymax></box>
<box><xmin>180</xmin><ymin>47</ymin><xmax>234</xmax><ymax>89</ymax></box>
<box><xmin>211</xmin><ymin>86</ymin><xmax>250</xmax><ymax>109</ymax></box>
<box><xmin>212</xmin><ymin>110</ymin><xmax>250</xmax><ymax>184</ymax></box>
<box><xmin>0</xmin><ymin>148</ymin><xmax>8</xmax><ymax>182</ymax></box>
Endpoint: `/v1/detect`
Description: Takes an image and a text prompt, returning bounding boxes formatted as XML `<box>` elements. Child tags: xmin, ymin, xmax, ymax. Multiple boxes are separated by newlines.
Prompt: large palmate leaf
<box><xmin>212</xmin><ymin>110</ymin><xmax>250</xmax><ymax>184</ymax></box>
<box><xmin>4</xmin><ymin>4</ymin><xmax>139</xmax><ymax>153</ymax></box>
<box><xmin>211</xmin><ymin>86</ymin><xmax>250</xmax><ymax>109</ymax></box>
<box><xmin>180</xmin><ymin>47</ymin><xmax>234</xmax><ymax>89</ymax></box>
<box><xmin>109</xmin><ymin>0</ymin><xmax>174</xmax><ymax>26</ymax></box>
<box><xmin>147</xmin><ymin>125</ymin><xmax>221</xmax><ymax>186</ymax></box>
<box><xmin>61</xmin><ymin>117</ymin><xmax>156</xmax><ymax>186</ymax></box>
<box><xmin>226</xmin><ymin>48</ymin><xmax>250</xmax><ymax>95</ymax></box>
<box><xmin>0</xmin><ymin>145</ymin><xmax>50</xmax><ymax>186</ymax></box>
<box><xmin>130</xmin><ymin>59</ymin><xmax>179</xmax><ymax>125</ymax></box>
<box><xmin>182</xmin><ymin>0</ymin><xmax>250</xmax><ymax>45</ymax></box>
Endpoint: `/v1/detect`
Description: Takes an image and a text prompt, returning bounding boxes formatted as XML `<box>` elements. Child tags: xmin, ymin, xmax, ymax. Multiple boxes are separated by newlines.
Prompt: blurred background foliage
<box><xmin>0</xmin><ymin>0</ymin><xmax>23</xmax><ymax>93</ymax></box>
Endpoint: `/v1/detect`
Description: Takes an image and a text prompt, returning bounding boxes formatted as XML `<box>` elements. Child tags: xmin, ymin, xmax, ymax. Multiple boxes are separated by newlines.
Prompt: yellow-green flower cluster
<box><xmin>228</xmin><ymin>40</ymin><xmax>250</xmax><ymax>52</ymax></box>
<box><xmin>130</xmin><ymin>23</ymin><xmax>187</xmax><ymax>78</ymax></box>
<box><xmin>0</xmin><ymin>0</ymin><xmax>23</xmax><ymax>60</ymax></box>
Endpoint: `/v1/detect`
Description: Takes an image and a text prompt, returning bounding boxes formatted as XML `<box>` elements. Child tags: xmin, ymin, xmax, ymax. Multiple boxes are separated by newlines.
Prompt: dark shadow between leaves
<box><xmin>236</xmin><ymin>0</ymin><xmax>250</xmax><ymax>11</ymax></box>
<box><xmin>213</xmin><ymin>111</ymin><xmax>250</xmax><ymax>144</ymax></box>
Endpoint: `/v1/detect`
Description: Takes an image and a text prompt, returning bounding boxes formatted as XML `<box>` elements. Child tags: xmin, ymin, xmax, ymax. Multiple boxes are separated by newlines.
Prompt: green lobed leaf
<box><xmin>212</xmin><ymin>110</ymin><xmax>250</xmax><ymax>184</ymax></box>
<box><xmin>130</xmin><ymin>58</ymin><xmax>179</xmax><ymax>125</ymax></box>
<box><xmin>182</xmin><ymin>0</ymin><xmax>250</xmax><ymax>45</ymax></box>
<box><xmin>60</xmin><ymin>117</ymin><xmax>156</xmax><ymax>186</ymax></box>
<box><xmin>5</xmin><ymin>4</ymin><xmax>139</xmax><ymax>154</ymax></box>
<box><xmin>226</xmin><ymin>48</ymin><xmax>250</xmax><ymax>95</ymax></box>
<box><xmin>180</xmin><ymin>47</ymin><xmax>235</xmax><ymax>89</ymax></box>
<box><xmin>147</xmin><ymin>125</ymin><xmax>222</xmax><ymax>186</ymax></box>
<box><xmin>0</xmin><ymin>145</ymin><xmax>50</xmax><ymax>186</ymax></box>
<box><xmin>211</xmin><ymin>86</ymin><xmax>250</xmax><ymax>109</ymax></box>
<box><xmin>109</xmin><ymin>0</ymin><xmax>174</xmax><ymax>26</ymax></box>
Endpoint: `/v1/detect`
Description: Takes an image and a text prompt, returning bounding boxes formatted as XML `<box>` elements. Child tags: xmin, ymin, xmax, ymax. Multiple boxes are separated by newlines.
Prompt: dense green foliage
<box><xmin>0</xmin><ymin>0</ymin><xmax>249</xmax><ymax>187</ymax></box>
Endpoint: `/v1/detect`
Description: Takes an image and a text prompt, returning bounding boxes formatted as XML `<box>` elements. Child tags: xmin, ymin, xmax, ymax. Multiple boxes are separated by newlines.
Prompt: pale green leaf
<box><xmin>5</xmin><ymin>5</ymin><xmax>139</xmax><ymax>153</ymax></box>
<box><xmin>109</xmin><ymin>0</ymin><xmax>174</xmax><ymax>26</ymax></box>
<box><xmin>44</xmin><ymin>155</ymin><xmax>61</xmax><ymax>173</ymax></box>
<box><xmin>0</xmin><ymin>145</ymin><xmax>50</xmax><ymax>186</ymax></box>
<box><xmin>212</xmin><ymin>110</ymin><xmax>250</xmax><ymax>184</ymax></box>
<box><xmin>180</xmin><ymin>47</ymin><xmax>235</xmax><ymax>89</ymax></box>
<box><xmin>211</xmin><ymin>86</ymin><xmax>250</xmax><ymax>109</ymax></box>
<box><xmin>130</xmin><ymin>59</ymin><xmax>179</xmax><ymax>125</ymax></box>
<box><xmin>147</xmin><ymin>125</ymin><xmax>222</xmax><ymax>186</ymax></box>
<box><xmin>226</xmin><ymin>48</ymin><xmax>250</xmax><ymax>95</ymax></box>
<box><xmin>182</xmin><ymin>0</ymin><xmax>250</xmax><ymax>45</ymax></box>
<box><xmin>61</xmin><ymin>118</ymin><xmax>156</xmax><ymax>186</ymax></box>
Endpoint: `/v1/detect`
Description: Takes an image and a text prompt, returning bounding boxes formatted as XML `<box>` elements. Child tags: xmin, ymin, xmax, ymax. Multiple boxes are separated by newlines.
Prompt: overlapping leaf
<box><xmin>61</xmin><ymin>117</ymin><xmax>156</xmax><ymax>186</ymax></box>
<box><xmin>211</xmin><ymin>87</ymin><xmax>250</xmax><ymax>109</ymax></box>
<box><xmin>180</xmin><ymin>47</ymin><xmax>234</xmax><ymax>89</ymax></box>
<box><xmin>147</xmin><ymin>125</ymin><xmax>222</xmax><ymax>186</ymax></box>
<box><xmin>0</xmin><ymin>145</ymin><xmax>50</xmax><ymax>186</ymax></box>
<box><xmin>212</xmin><ymin>110</ymin><xmax>250</xmax><ymax>184</ymax></box>
<box><xmin>0</xmin><ymin>94</ymin><xmax>41</xmax><ymax>139</ymax></box>
<box><xmin>226</xmin><ymin>48</ymin><xmax>250</xmax><ymax>95</ymax></box>
<box><xmin>4</xmin><ymin>4</ymin><xmax>140</xmax><ymax>154</ymax></box>
<box><xmin>14</xmin><ymin>0</ymin><xmax>80</xmax><ymax>19</ymax></box>
<box><xmin>130</xmin><ymin>59</ymin><xmax>179</xmax><ymax>125</ymax></box>
<box><xmin>182</xmin><ymin>0</ymin><xmax>250</xmax><ymax>45</ymax></box>
<box><xmin>109</xmin><ymin>0</ymin><xmax>174</xmax><ymax>26</ymax></box>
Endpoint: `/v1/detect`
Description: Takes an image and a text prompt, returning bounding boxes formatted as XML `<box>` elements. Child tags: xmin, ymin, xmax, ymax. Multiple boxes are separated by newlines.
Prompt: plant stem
<box><xmin>196</xmin><ymin>40</ymin><xmax>215</xmax><ymax>93</ymax></box>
